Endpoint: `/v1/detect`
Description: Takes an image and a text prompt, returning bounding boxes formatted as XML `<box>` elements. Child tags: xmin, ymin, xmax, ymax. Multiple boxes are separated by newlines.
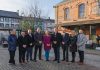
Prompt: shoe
<box><xmin>62</xmin><ymin>59</ymin><xmax>65</xmax><ymax>61</ymax></box>
<box><xmin>30</xmin><ymin>59</ymin><xmax>34</xmax><ymax>61</ymax></box>
<box><xmin>70</xmin><ymin>61</ymin><xmax>75</xmax><ymax>63</ymax></box>
<box><xmin>78</xmin><ymin>62</ymin><xmax>84</xmax><ymax>65</ymax></box>
<box><xmin>53</xmin><ymin>59</ymin><xmax>57</xmax><ymax>61</ymax></box>
<box><xmin>12</xmin><ymin>63</ymin><xmax>16</xmax><ymax>65</ymax></box>
<box><xmin>33</xmin><ymin>60</ymin><xmax>37</xmax><ymax>62</ymax></box>
<box><xmin>57</xmin><ymin>61</ymin><xmax>60</xmax><ymax>63</ymax></box>
<box><xmin>46</xmin><ymin>60</ymin><xmax>49</xmax><ymax>61</ymax></box>
<box><xmin>66</xmin><ymin>60</ymin><xmax>69</xmax><ymax>62</ymax></box>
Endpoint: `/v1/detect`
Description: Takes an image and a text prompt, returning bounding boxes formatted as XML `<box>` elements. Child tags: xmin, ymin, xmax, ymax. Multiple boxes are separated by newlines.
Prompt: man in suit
<box><xmin>34</xmin><ymin>28</ymin><xmax>43</xmax><ymax>62</ymax></box>
<box><xmin>61</xmin><ymin>28</ymin><xmax>70</xmax><ymax>62</ymax></box>
<box><xmin>26</xmin><ymin>29</ymin><xmax>34</xmax><ymax>61</ymax></box>
<box><xmin>51</xmin><ymin>28</ymin><xmax>62</xmax><ymax>63</ymax></box>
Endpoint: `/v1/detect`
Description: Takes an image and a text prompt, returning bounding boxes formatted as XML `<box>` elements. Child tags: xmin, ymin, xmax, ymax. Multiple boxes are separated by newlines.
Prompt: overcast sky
<box><xmin>0</xmin><ymin>0</ymin><xmax>62</xmax><ymax>19</ymax></box>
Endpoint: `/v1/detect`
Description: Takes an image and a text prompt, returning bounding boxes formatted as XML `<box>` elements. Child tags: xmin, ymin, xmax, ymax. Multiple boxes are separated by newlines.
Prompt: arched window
<box><xmin>78</xmin><ymin>3</ymin><xmax>85</xmax><ymax>18</ymax></box>
<box><xmin>65</xmin><ymin>8</ymin><xmax>70</xmax><ymax>19</ymax></box>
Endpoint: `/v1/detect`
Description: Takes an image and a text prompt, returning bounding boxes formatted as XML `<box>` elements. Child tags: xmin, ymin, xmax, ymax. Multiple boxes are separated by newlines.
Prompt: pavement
<box><xmin>0</xmin><ymin>47</ymin><xmax>100</xmax><ymax>70</ymax></box>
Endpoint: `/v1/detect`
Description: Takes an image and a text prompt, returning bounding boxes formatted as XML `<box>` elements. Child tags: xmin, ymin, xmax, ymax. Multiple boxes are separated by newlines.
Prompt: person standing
<box><xmin>8</xmin><ymin>29</ymin><xmax>17</xmax><ymax>65</ymax></box>
<box><xmin>17</xmin><ymin>31</ymin><xmax>28</xmax><ymax>64</ymax></box>
<box><xmin>61</xmin><ymin>29</ymin><xmax>70</xmax><ymax>62</ymax></box>
<box><xmin>69</xmin><ymin>30</ymin><xmax>77</xmax><ymax>63</ymax></box>
<box><xmin>26</xmin><ymin>29</ymin><xmax>34</xmax><ymax>61</ymax></box>
<box><xmin>51</xmin><ymin>28</ymin><xmax>62</xmax><ymax>63</ymax></box>
<box><xmin>43</xmin><ymin>30</ymin><xmax>51</xmax><ymax>61</ymax></box>
<box><xmin>34</xmin><ymin>28</ymin><xmax>43</xmax><ymax>62</ymax></box>
<box><xmin>77</xmin><ymin>29</ymin><xmax>87</xmax><ymax>65</ymax></box>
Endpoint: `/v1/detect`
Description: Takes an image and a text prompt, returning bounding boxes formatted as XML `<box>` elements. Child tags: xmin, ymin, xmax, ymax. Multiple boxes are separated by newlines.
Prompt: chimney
<box><xmin>17</xmin><ymin>10</ymin><xmax>19</xmax><ymax>15</ymax></box>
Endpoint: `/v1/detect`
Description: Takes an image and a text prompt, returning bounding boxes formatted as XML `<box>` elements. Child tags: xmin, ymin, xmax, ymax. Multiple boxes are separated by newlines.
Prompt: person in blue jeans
<box><xmin>43</xmin><ymin>30</ymin><xmax>51</xmax><ymax>61</ymax></box>
<box><xmin>26</xmin><ymin>29</ymin><xmax>34</xmax><ymax>61</ymax></box>
<box><xmin>8</xmin><ymin>30</ymin><xmax>17</xmax><ymax>65</ymax></box>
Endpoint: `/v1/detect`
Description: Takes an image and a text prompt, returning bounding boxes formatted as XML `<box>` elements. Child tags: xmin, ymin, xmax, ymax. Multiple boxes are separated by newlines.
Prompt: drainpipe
<box><xmin>90</xmin><ymin>25</ymin><xmax>92</xmax><ymax>40</ymax></box>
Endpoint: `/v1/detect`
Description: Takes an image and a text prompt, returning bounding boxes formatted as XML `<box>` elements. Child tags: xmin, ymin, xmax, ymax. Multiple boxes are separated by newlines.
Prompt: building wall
<box><xmin>43</xmin><ymin>21</ymin><xmax>55</xmax><ymax>32</ymax></box>
<box><xmin>56</xmin><ymin>0</ymin><xmax>100</xmax><ymax>24</ymax></box>
<box><xmin>0</xmin><ymin>17</ymin><xmax>20</xmax><ymax>28</ymax></box>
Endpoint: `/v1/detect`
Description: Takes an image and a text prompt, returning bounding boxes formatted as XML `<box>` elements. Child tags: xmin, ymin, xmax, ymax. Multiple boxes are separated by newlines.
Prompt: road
<box><xmin>0</xmin><ymin>47</ymin><xmax>100</xmax><ymax>70</ymax></box>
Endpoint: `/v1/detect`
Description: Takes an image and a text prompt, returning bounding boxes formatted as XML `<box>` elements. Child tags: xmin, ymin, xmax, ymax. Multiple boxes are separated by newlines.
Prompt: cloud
<box><xmin>0</xmin><ymin>0</ymin><xmax>61</xmax><ymax>19</ymax></box>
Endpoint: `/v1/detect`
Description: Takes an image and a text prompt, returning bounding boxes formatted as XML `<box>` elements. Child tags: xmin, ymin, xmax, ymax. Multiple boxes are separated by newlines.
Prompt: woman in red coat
<box><xmin>43</xmin><ymin>30</ymin><xmax>51</xmax><ymax>61</ymax></box>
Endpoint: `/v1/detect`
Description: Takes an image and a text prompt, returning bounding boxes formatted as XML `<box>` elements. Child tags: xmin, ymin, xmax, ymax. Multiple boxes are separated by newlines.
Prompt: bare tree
<box><xmin>20</xmin><ymin>0</ymin><xmax>49</xmax><ymax>31</ymax></box>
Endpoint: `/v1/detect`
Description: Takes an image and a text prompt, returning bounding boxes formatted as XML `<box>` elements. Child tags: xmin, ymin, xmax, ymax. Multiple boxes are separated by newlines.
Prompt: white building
<box><xmin>42</xmin><ymin>19</ymin><xmax>55</xmax><ymax>32</ymax></box>
<box><xmin>0</xmin><ymin>10</ymin><xmax>21</xmax><ymax>42</ymax></box>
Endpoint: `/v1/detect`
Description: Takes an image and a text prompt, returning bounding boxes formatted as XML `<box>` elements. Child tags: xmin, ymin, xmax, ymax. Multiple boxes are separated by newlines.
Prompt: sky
<box><xmin>0</xmin><ymin>0</ymin><xmax>62</xmax><ymax>19</ymax></box>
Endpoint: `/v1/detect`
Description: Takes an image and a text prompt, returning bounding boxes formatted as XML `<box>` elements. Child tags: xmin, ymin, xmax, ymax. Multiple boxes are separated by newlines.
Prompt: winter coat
<box><xmin>69</xmin><ymin>36</ymin><xmax>77</xmax><ymax>52</ymax></box>
<box><xmin>43</xmin><ymin>35</ymin><xmax>51</xmax><ymax>51</ymax></box>
<box><xmin>8</xmin><ymin>34</ymin><xmax>17</xmax><ymax>51</ymax></box>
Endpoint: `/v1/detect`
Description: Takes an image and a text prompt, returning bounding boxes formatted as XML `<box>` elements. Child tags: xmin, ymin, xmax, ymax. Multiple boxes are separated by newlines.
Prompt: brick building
<box><xmin>55</xmin><ymin>0</ymin><xmax>100</xmax><ymax>40</ymax></box>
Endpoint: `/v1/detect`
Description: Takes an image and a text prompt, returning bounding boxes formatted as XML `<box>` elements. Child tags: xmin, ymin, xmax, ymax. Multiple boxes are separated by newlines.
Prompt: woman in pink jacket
<box><xmin>43</xmin><ymin>30</ymin><xmax>51</xmax><ymax>61</ymax></box>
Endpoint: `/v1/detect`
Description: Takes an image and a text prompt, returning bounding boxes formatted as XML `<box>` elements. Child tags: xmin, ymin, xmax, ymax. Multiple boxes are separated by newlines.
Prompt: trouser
<box><xmin>9</xmin><ymin>51</ymin><xmax>15</xmax><ymax>64</ymax></box>
<box><xmin>45</xmin><ymin>50</ymin><xmax>50</xmax><ymax>60</ymax></box>
<box><xmin>53</xmin><ymin>46</ymin><xmax>60</xmax><ymax>62</ymax></box>
<box><xmin>78</xmin><ymin>50</ymin><xmax>84</xmax><ymax>63</ymax></box>
<box><xmin>34</xmin><ymin>45</ymin><xmax>42</xmax><ymax>60</ymax></box>
<box><xmin>19</xmin><ymin>49</ymin><xmax>26</xmax><ymax>63</ymax></box>
<box><xmin>71</xmin><ymin>52</ymin><xmax>76</xmax><ymax>62</ymax></box>
<box><xmin>62</xmin><ymin>45</ymin><xmax>69</xmax><ymax>61</ymax></box>
<box><xmin>26</xmin><ymin>47</ymin><xmax>33</xmax><ymax>61</ymax></box>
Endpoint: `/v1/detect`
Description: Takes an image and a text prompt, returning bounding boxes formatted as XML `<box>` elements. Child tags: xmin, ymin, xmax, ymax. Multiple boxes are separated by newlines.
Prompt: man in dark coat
<box><xmin>26</xmin><ymin>29</ymin><xmax>34</xmax><ymax>61</ymax></box>
<box><xmin>61</xmin><ymin>28</ymin><xmax>70</xmax><ymax>62</ymax></box>
<box><xmin>51</xmin><ymin>28</ymin><xmax>62</xmax><ymax>63</ymax></box>
<box><xmin>17</xmin><ymin>31</ymin><xmax>28</xmax><ymax>64</ymax></box>
<box><xmin>33</xmin><ymin>28</ymin><xmax>43</xmax><ymax>62</ymax></box>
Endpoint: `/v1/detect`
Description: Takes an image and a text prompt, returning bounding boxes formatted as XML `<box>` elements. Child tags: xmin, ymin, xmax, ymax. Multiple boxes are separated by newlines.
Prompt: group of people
<box><xmin>8</xmin><ymin>27</ymin><xmax>87</xmax><ymax>65</ymax></box>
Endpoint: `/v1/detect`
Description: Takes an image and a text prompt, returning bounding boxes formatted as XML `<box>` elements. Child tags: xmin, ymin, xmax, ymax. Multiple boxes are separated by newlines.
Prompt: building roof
<box><xmin>21</xmin><ymin>16</ymin><xmax>55</xmax><ymax>23</ymax></box>
<box><xmin>55</xmin><ymin>0</ymin><xmax>73</xmax><ymax>7</ymax></box>
<box><xmin>55</xmin><ymin>0</ymin><xmax>66</xmax><ymax>7</ymax></box>
<box><xmin>0</xmin><ymin>10</ymin><xmax>20</xmax><ymax>18</ymax></box>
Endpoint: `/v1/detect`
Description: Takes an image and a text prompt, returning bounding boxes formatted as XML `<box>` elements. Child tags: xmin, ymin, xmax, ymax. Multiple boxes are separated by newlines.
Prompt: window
<box><xmin>5</xmin><ymin>24</ymin><xmax>9</xmax><ymax>28</ymax></box>
<box><xmin>78</xmin><ymin>3</ymin><xmax>85</xmax><ymax>18</ymax></box>
<box><xmin>97</xmin><ymin>1</ymin><xmax>100</xmax><ymax>15</ymax></box>
<box><xmin>65</xmin><ymin>8</ymin><xmax>70</xmax><ymax>19</ymax></box>
<box><xmin>0</xmin><ymin>23</ymin><xmax>4</xmax><ymax>27</ymax></box>
<box><xmin>5</xmin><ymin>18</ymin><xmax>9</xmax><ymax>22</ymax></box>
<box><xmin>11</xmin><ymin>24</ymin><xmax>14</xmax><ymax>28</ymax></box>
<box><xmin>0</xmin><ymin>17</ymin><xmax>4</xmax><ymax>22</ymax></box>
<box><xmin>15</xmin><ymin>24</ymin><xmax>19</xmax><ymax>28</ymax></box>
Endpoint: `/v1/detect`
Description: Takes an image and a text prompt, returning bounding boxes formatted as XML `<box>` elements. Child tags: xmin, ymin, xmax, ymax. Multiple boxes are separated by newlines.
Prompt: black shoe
<box><xmin>66</xmin><ymin>60</ymin><xmax>69</xmax><ymax>62</ymax></box>
<box><xmin>57</xmin><ymin>61</ymin><xmax>60</xmax><ymax>63</ymax></box>
<box><xmin>62</xmin><ymin>59</ymin><xmax>65</xmax><ymax>61</ymax></box>
<box><xmin>53</xmin><ymin>59</ymin><xmax>57</xmax><ymax>61</ymax></box>
<box><xmin>30</xmin><ymin>59</ymin><xmax>34</xmax><ymax>61</ymax></box>
<box><xmin>33</xmin><ymin>60</ymin><xmax>37</xmax><ymax>62</ymax></box>
<box><xmin>71</xmin><ymin>60</ymin><xmax>75</xmax><ymax>63</ymax></box>
<box><xmin>12</xmin><ymin>62</ymin><xmax>16</xmax><ymax>65</ymax></box>
<box><xmin>46</xmin><ymin>59</ymin><xmax>49</xmax><ymax>61</ymax></box>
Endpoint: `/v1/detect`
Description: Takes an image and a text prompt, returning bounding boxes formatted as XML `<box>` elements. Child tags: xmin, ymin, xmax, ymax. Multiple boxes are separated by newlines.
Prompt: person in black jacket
<box><xmin>61</xmin><ymin>28</ymin><xmax>70</xmax><ymax>62</ymax></box>
<box><xmin>26</xmin><ymin>29</ymin><xmax>34</xmax><ymax>61</ymax></box>
<box><xmin>33</xmin><ymin>28</ymin><xmax>43</xmax><ymax>62</ymax></box>
<box><xmin>51</xmin><ymin>28</ymin><xmax>62</xmax><ymax>63</ymax></box>
<box><xmin>69</xmin><ymin>30</ymin><xmax>77</xmax><ymax>63</ymax></box>
<box><xmin>17</xmin><ymin>31</ymin><xmax>28</xmax><ymax>64</ymax></box>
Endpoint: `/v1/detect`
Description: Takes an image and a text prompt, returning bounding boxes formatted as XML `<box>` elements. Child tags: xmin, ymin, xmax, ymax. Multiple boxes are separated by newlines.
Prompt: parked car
<box><xmin>1</xmin><ymin>38</ymin><xmax>8</xmax><ymax>48</ymax></box>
